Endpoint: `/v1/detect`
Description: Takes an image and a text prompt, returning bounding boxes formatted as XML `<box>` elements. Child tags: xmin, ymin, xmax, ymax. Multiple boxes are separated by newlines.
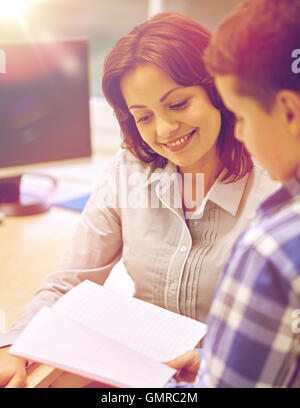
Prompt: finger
<box><xmin>5</xmin><ymin>371</ymin><xmax>26</xmax><ymax>388</ymax></box>
<box><xmin>173</xmin><ymin>371</ymin><xmax>181</xmax><ymax>382</ymax></box>
<box><xmin>164</xmin><ymin>350</ymin><xmax>197</xmax><ymax>370</ymax></box>
<box><xmin>0</xmin><ymin>371</ymin><xmax>13</xmax><ymax>388</ymax></box>
<box><xmin>0</xmin><ymin>377</ymin><xmax>10</xmax><ymax>388</ymax></box>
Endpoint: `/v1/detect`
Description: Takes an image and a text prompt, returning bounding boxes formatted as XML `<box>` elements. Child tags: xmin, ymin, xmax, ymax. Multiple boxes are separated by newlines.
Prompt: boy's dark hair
<box><xmin>204</xmin><ymin>0</ymin><xmax>300</xmax><ymax>112</ymax></box>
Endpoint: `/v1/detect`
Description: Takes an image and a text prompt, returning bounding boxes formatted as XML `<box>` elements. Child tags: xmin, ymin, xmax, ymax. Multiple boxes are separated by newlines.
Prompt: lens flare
<box><xmin>0</xmin><ymin>0</ymin><xmax>36</xmax><ymax>18</ymax></box>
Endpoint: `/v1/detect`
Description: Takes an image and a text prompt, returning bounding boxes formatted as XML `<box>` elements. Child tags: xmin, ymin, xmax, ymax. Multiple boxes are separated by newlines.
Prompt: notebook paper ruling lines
<box><xmin>51</xmin><ymin>280</ymin><xmax>207</xmax><ymax>362</ymax></box>
<box><xmin>10</xmin><ymin>307</ymin><xmax>174</xmax><ymax>388</ymax></box>
<box><xmin>10</xmin><ymin>280</ymin><xmax>207</xmax><ymax>388</ymax></box>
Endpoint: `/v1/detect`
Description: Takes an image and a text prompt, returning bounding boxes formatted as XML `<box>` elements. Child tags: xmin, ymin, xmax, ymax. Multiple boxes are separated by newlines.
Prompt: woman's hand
<box><xmin>164</xmin><ymin>349</ymin><xmax>200</xmax><ymax>383</ymax></box>
<box><xmin>0</xmin><ymin>346</ymin><xmax>27</xmax><ymax>388</ymax></box>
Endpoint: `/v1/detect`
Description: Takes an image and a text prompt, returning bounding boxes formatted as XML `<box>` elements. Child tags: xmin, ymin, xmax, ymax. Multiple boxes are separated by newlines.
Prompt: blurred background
<box><xmin>0</xmin><ymin>0</ymin><xmax>243</xmax><ymax>154</ymax></box>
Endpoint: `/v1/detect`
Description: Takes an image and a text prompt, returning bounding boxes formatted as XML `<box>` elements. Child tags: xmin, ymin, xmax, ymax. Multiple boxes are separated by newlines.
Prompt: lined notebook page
<box><xmin>53</xmin><ymin>280</ymin><xmax>207</xmax><ymax>362</ymax></box>
<box><xmin>10</xmin><ymin>307</ymin><xmax>175</xmax><ymax>388</ymax></box>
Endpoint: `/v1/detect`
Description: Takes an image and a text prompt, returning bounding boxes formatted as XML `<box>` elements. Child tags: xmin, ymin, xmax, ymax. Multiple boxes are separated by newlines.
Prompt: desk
<box><xmin>0</xmin><ymin>206</ymin><xmax>80</xmax><ymax>330</ymax></box>
<box><xmin>0</xmin><ymin>154</ymin><xmax>134</xmax><ymax>330</ymax></box>
<box><xmin>0</xmin><ymin>158</ymin><xmax>134</xmax><ymax>387</ymax></box>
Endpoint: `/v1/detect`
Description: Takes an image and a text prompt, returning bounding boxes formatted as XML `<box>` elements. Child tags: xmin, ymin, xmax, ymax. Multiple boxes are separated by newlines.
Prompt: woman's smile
<box><xmin>162</xmin><ymin>128</ymin><xmax>197</xmax><ymax>152</ymax></box>
<box><xmin>121</xmin><ymin>64</ymin><xmax>222</xmax><ymax>173</ymax></box>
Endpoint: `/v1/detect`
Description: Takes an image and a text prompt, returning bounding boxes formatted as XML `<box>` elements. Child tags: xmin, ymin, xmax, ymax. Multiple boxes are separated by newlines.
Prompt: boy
<box><xmin>167</xmin><ymin>0</ymin><xmax>300</xmax><ymax>387</ymax></box>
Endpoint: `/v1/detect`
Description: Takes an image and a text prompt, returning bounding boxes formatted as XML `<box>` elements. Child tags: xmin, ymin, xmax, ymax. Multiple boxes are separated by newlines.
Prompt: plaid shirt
<box><xmin>170</xmin><ymin>176</ymin><xmax>300</xmax><ymax>388</ymax></box>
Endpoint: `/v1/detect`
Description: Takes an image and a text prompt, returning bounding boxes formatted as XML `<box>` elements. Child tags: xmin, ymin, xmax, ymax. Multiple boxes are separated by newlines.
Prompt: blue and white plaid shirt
<box><xmin>170</xmin><ymin>176</ymin><xmax>300</xmax><ymax>388</ymax></box>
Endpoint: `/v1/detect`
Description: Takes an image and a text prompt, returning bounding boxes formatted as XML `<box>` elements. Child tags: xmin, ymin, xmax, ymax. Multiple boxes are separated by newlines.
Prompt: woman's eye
<box><xmin>169</xmin><ymin>100</ymin><xmax>189</xmax><ymax>110</ymax></box>
<box><xmin>137</xmin><ymin>114</ymin><xmax>152</xmax><ymax>124</ymax></box>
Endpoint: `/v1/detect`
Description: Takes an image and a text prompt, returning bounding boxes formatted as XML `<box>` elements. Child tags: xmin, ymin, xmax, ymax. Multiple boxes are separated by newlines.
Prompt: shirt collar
<box><xmin>190</xmin><ymin>171</ymin><xmax>249</xmax><ymax>219</ymax></box>
<box><xmin>143</xmin><ymin>160</ymin><xmax>177</xmax><ymax>187</ymax></box>
<box><xmin>146</xmin><ymin>162</ymin><xmax>249</xmax><ymax>217</ymax></box>
<box><xmin>206</xmin><ymin>173</ymin><xmax>249</xmax><ymax>216</ymax></box>
<box><xmin>256</xmin><ymin>175</ymin><xmax>300</xmax><ymax>217</ymax></box>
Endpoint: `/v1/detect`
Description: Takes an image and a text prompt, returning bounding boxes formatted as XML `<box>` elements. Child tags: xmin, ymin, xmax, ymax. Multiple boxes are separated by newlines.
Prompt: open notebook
<box><xmin>10</xmin><ymin>280</ymin><xmax>207</xmax><ymax>388</ymax></box>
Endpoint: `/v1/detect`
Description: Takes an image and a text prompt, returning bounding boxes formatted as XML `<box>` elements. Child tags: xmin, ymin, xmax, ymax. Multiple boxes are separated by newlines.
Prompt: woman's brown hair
<box><xmin>102</xmin><ymin>12</ymin><xmax>252</xmax><ymax>182</ymax></box>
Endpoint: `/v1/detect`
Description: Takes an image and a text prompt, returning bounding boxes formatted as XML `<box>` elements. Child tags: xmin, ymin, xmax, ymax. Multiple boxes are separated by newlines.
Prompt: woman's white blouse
<box><xmin>0</xmin><ymin>149</ymin><xmax>279</xmax><ymax>347</ymax></box>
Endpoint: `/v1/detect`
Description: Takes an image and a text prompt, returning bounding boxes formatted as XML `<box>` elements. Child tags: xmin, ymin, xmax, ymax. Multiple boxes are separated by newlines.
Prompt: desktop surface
<box><xmin>0</xmin><ymin>154</ymin><xmax>133</xmax><ymax>334</ymax></box>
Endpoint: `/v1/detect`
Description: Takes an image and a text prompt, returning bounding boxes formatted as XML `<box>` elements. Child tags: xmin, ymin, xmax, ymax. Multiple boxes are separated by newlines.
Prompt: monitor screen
<box><xmin>0</xmin><ymin>38</ymin><xmax>92</xmax><ymax>215</ymax></box>
<box><xmin>0</xmin><ymin>38</ymin><xmax>91</xmax><ymax>172</ymax></box>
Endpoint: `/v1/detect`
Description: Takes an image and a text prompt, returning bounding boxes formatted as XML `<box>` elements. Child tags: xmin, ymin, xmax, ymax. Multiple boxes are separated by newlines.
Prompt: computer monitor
<box><xmin>0</xmin><ymin>38</ymin><xmax>92</xmax><ymax>216</ymax></box>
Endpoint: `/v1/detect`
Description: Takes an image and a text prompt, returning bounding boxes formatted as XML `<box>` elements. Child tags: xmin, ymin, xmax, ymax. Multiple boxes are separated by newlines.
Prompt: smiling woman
<box><xmin>120</xmin><ymin>65</ymin><xmax>222</xmax><ymax>187</ymax></box>
<box><xmin>0</xmin><ymin>11</ymin><xmax>279</xmax><ymax>388</ymax></box>
<box><xmin>102</xmin><ymin>12</ymin><xmax>251</xmax><ymax>184</ymax></box>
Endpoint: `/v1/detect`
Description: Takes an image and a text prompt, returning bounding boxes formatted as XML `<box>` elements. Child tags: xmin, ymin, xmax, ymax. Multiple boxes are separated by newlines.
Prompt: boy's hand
<box><xmin>164</xmin><ymin>349</ymin><xmax>200</xmax><ymax>383</ymax></box>
<box><xmin>0</xmin><ymin>346</ymin><xmax>27</xmax><ymax>388</ymax></box>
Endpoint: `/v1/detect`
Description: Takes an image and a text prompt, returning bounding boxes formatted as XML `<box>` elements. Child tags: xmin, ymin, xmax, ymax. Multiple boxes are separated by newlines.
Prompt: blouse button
<box><xmin>180</xmin><ymin>245</ymin><xmax>187</xmax><ymax>253</ymax></box>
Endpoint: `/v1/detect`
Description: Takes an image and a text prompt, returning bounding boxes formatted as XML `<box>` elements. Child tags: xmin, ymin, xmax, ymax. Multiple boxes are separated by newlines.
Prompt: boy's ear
<box><xmin>276</xmin><ymin>90</ymin><xmax>300</xmax><ymax>139</ymax></box>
